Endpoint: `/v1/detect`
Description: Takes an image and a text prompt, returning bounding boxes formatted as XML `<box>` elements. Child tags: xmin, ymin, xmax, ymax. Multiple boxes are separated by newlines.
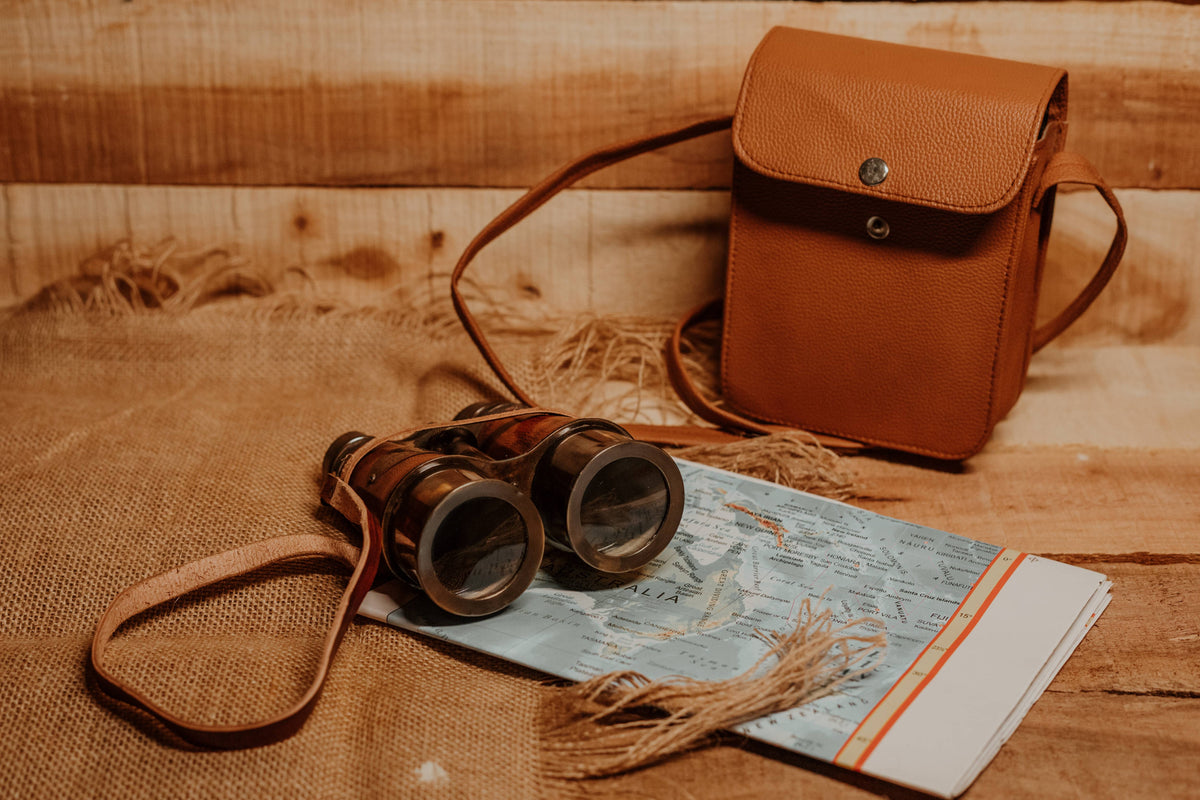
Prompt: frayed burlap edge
<box><xmin>15</xmin><ymin>238</ymin><xmax>859</xmax><ymax>498</ymax></box>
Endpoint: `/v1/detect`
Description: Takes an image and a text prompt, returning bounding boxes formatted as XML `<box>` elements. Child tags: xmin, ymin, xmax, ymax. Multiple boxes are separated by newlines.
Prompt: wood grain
<box><xmin>0</xmin><ymin>183</ymin><xmax>730</xmax><ymax>313</ymax></box>
<box><xmin>1050</xmin><ymin>563</ymin><xmax>1200</xmax><ymax>695</ymax></box>
<box><xmin>1</xmin><ymin>1</ymin><xmax>1196</xmax><ymax>189</ymax></box>
<box><xmin>1041</xmin><ymin>187</ymin><xmax>1200</xmax><ymax>348</ymax></box>
<box><xmin>850</xmin><ymin>447</ymin><xmax>1200</xmax><ymax>555</ymax></box>
<box><xmin>4</xmin><ymin>184</ymin><xmax>1197</xmax><ymax>346</ymax></box>
<box><xmin>996</xmin><ymin>346</ymin><xmax>1200</xmax><ymax>449</ymax></box>
<box><xmin>956</xmin><ymin>693</ymin><xmax>1199</xmax><ymax>799</ymax></box>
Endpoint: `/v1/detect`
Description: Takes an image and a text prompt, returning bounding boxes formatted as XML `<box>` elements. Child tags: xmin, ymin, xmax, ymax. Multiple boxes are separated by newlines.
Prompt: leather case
<box><xmin>449</xmin><ymin>26</ymin><xmax>1127</xmax><ymax>461</ymax></box>
<box><xmin>722</xmin><ymin>27</ymin><xmax>1101</xmax><ymax>459</ymax></box>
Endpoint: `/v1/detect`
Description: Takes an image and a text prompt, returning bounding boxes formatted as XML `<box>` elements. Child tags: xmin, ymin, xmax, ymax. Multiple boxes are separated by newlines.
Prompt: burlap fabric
<box><xmin>0</xmin><ymin>290</ymin><xmax>871</xmax><ymax>799</ymax></box>
<box><xmin>0</xmin><ymin>302</ymin><xmax>562</xmax><ymax>798</ymax></box>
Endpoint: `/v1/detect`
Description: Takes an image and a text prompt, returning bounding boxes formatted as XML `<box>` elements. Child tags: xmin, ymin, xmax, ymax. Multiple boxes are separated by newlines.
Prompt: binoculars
<box><xmin>321</xmin><ymin>403</ymin><xmax>684</xmax><ymax>617</ymax></box>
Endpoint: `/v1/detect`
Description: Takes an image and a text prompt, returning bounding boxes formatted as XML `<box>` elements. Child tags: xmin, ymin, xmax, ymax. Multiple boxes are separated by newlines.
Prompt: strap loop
<box><xmin>663</xmin><ymin>299</ymin><xmax>864</xmax><ymax>451</ymax></box>
<box><xmin>90</xmin><ymin>482</ymin><xmax>379</xmax><ymax>749</ymax></box>
<box><xmin>1031</xmin><ymin>151</ymin><xmax>1128</xmax><ymax>352</ymax></box>
<box><xmin>447</xmin><ymin>116</ymin><xmax>852</xmax><ymax>448</ymax></box>
<box><xmin>89</xmin><ymin>413</ymin><xmax>544</xmax><ymax>749</ymax></box>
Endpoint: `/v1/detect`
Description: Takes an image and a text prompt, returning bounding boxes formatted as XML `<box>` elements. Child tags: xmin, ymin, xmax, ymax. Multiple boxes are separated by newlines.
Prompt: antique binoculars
<box><xmin>322</xmin><ymin>404</ymin><xmax>684</xmax><ymax>617</ymax></box>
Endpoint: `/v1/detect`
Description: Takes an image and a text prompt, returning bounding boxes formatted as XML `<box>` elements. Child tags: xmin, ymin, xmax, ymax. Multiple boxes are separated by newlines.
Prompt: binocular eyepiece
<box><xmin>322</xmin><ymin>404</ymin><xmax>684</xmax><ymax>617</ymax></box>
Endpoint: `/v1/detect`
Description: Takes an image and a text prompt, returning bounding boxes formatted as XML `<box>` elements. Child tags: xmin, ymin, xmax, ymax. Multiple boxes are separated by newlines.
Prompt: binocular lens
<box><xmin>324</xmin><ymin>409</ymin><xmax>683</xmax><ymax>617</ymax></box>
<box><xmin>430</xmin><ymin>496</ymin><xmax>529</xmax><ymax>600</ymax></box>
<box><xmin>400</xmin><ymin>469</ymin><xmax>545</xmax><ymax>617</ymax></box>
<box><xmin>578</xmin><ymin>457</ymin><xmax>669</xmax><ymax>558</ymax></box>
<box><xmin>537</xmin><ymin>431</ymin><xmax>684</xmax><ymax>573</ymax></box>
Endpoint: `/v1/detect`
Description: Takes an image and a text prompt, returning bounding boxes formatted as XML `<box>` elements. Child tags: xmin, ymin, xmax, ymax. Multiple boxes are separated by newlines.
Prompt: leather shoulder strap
<box><xmin>1031</xmin><ymin>151</ymin><xmax>1128</xmax><ymax>352</ymax></box>
<box><xmin>448</xmin><ymin>116</ymin><xmax>857</xmax><ymax>450</ymax></box>
<box><xmin>450</xmin><ymin>116</ymin><xmax>733</xmax><ymax>407</ymax></box>
<box><xmin>451</xmin><ymin>126</ymin><xmax>1124</xmax><ymax>445</ymax></box>
<box><xmin>90</xmin><ymin>482</ymin><xmax>378</xmax><ymax>749</ymax></box>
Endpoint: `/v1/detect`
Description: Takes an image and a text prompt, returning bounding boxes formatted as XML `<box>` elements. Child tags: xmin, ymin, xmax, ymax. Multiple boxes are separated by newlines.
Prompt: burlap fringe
<box><xmin>673</xmin><ymin>432</ymin><xmax>853</xmax><ymax>500</ymax></box>
<box><xmin>543</xmin><ymin>598</ymin><xmax>886</xmax><ymax>779</ymax></box>
<box><xmin>523</xmin><ymin>310</ymin><xmax>720</xmax><ymax>416</ymax></box>
<box><xmin>20</xmin><ymin>238</ymin><xmax>271</xmax><ymax>315</ymax></box>
<box><xmin>525</xmin><ymin>313</ymin><xmax>680</xmax><ymax>421</ymax></box>
<box><xmin>19</xmin><ymin>238</ymin><xmax>857</xmax><ymax>496</ymax></box>
<box><xmin>17</xmin><ymin>238</ymin><xmax>481</xmax><ymax>337</ymax></box>
<box><xmin>521</xmin><ymin>314</ymin><xmax>854</xmax><ymax>498</ymax></box>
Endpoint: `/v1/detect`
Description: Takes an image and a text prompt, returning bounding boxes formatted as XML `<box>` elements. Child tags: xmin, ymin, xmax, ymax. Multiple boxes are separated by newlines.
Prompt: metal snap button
<box><xmin>866</xmin><ymin>216</ymin><xmax>890</xmax><ymax>240</ymax></box>
<box><xmin>859</xmin><ymin>157</ymin><xmax>889</xmax><ymax>186</ymax></box>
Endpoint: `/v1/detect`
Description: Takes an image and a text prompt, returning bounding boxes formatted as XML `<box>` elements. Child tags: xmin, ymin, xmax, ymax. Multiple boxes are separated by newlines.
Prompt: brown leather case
<box><xmin>719</xmin><ymin>27</ymin><xmax>1127</xmax><ymax>459</ymax></box>
<box><xmin>450</xmin><ymin>26</ymin><xmax>1126</xmax><ymax>461</ymax></box>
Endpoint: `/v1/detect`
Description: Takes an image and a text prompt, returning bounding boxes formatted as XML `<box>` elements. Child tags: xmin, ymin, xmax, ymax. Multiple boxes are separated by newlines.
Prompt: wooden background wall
<box><xmin>2</xmin><ymin>0</ymin><xmax>1198</xmax><ymax>349</ymax></box>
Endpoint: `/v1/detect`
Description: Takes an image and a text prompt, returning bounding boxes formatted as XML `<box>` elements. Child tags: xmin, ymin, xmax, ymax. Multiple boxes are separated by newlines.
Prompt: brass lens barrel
<box><xmin>323</xmin><ymin>431</ymin><xmax>371</xmax><ymax>476</ymax></box>
<box><xmin>324</xmin><ymin>406</ymin><xmax>683</xmax><ymax>614</ymax></box>
<box><xmin>388</xmin><ymin>466</ymin><xmax>544</xmax><ymax>617</ymax></box>
<box><xmin>534</xmin><ymin>429</ymin><xmax>684</xmax><ymax>573</ymax></box>
<box><xmin>327</xmin><ymin>431</ymin><xmax>544</xmax><ymax>617</ymax></box>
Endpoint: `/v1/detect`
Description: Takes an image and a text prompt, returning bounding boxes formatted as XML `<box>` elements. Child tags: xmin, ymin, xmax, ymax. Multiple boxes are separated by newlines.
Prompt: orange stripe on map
<box><xmin>833</xmin><ymin>547</ymin><xmax>1026</xmax><ymax>771</ymax></box>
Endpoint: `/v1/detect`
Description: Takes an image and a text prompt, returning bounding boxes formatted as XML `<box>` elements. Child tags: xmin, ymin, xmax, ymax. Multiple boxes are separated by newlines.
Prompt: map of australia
<box><xmin>371</xmin><ymin>460</ymin><xmax>1003</xmax><ymax>763</ymax></box>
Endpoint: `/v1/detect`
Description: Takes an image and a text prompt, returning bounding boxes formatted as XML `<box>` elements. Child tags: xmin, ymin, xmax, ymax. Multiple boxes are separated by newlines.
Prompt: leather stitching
<box><xmin>976</xmin><ymin>173</ymin><xmax>1038</xmax><ymax>456</ymax></box>
<box><xmin>718</xmin><ymin>31</ymin><xmax>1070</xmax><ymax>458</ymax></box>
<box><xmin>719</xmin><ymin>173</ymin><xmax>742</xmax><ymax>403</ymax></box>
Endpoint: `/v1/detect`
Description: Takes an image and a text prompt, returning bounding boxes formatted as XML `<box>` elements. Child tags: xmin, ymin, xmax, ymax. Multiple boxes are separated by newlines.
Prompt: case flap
<box><xmin>732</xmin><ymin>27</ymin><xmax>1066</xmax><ymax>214</ymax></box>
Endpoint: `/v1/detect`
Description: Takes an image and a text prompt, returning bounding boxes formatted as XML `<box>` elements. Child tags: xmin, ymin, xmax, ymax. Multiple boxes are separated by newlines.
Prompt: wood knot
<box><xmin>324</xmin><ymin>247</ymin><xmax>400</xmax><ymax>281</ymax></box>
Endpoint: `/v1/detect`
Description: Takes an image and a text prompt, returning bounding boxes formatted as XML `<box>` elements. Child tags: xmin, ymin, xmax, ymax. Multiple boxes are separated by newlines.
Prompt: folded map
<box><xmin>360</xmin><ymin>459</ymin><xmax>1111</xmax><ymax>797</ymax></box>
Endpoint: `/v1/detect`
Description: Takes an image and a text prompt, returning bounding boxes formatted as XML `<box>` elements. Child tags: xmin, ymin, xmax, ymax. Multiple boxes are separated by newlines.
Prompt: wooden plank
<box><xmin>851</xmin><ymin>447</ymin><xmax>1200</xmax><ymax>555</ymax></box>
<box><xmin>1</xmin><ymin>1</ymin><xmax>1196</xmax><ymax>189</ymax></box>
<box><xmin>0</xmin><ymin>183</ymin><xmax>728</xmax><ymax>312</ymax></box>
<box><xmin>975</xmin><ymin>692</ymin><xmax>1200</xmax><ymax>800</ymax></box>
<box><xmin>4</xmin><ymin>184</ymin><xmax>1197</xmax><ymax>347</ymax></box>
<box><xmin>1048</xmin><ymin>563</ymin><xmax>1200</xmax><ymax>695</ymax></box>
<box><xmin>2</xmin><ymin>183</ymin><xmax>132</xmax><ymax>301</ymax></box>
<box><xmin>1041</xmin><ymin>188</ymin><xmax>1200</xmax><ymax>347</ymax></box>
<box><xmin>996</xmin><ymin>346</ymin><xmax>1200</xmax><ymax>449</ymax></box>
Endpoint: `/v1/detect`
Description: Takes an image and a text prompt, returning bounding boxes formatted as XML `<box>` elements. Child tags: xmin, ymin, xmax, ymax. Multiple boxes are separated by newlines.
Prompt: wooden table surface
<box><xmin>847</xmin><ymin>344</ymin><xmax>1200</xmax><ymax>798</ymax></box>
<box><xmin>845</xmin><ymin>345</ymin><xmax>1200</xmax><ymax>799</ymax></box>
